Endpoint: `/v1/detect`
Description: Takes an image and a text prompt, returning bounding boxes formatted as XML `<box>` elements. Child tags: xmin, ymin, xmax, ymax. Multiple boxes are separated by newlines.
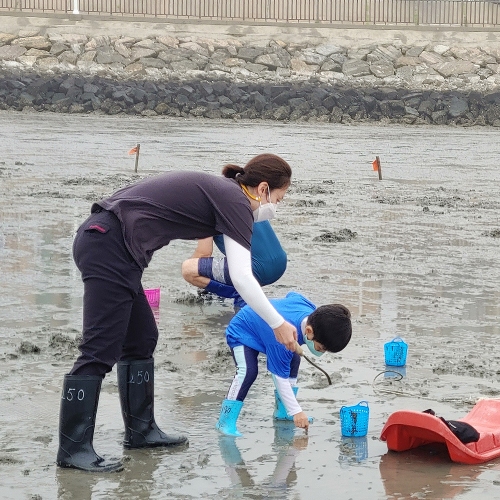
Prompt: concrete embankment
<box><xmin>1</xmin><ymin>15</ymin><xmax>500</xmax><ymax>125</ymax></box>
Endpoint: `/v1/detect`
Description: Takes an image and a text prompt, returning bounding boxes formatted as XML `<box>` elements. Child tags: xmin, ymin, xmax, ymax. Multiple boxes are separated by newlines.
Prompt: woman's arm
<box><xmin>223</xmin><ymin>235</ymin><xmax>297</xmax><ymax>350</ymax></box>
<box><xmin>190</xmin><ymin>237</ymin><xmax>214</xmax><ymax>258</ymax></box>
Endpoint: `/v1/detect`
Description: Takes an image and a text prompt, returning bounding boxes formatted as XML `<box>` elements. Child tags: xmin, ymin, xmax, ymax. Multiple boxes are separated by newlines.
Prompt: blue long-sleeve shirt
<box><xmin>225</xmin><ymin>291</ymin><xmax>316</xmax><ymax>378</ymax></box>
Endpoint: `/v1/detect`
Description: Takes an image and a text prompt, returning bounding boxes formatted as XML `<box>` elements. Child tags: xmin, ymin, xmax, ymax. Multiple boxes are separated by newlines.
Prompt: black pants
<box><xmin>70</xmin><ymin>209</ymin><xmax>158</xmax><ymax>377</ymax></box>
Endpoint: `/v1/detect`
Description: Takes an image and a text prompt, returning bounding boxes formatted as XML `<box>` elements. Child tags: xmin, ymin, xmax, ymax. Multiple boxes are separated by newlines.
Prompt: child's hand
<box><xmin>293</xmin><ymin>412</ymin><xmax>310</xmax><ymax>430</ymax></box>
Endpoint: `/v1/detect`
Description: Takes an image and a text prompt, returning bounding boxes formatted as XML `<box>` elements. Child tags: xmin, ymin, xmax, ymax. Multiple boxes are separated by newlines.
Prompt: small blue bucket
<box><xmin>384</xmin><ymin>337</ymin><xmax>408</xmax><ymax>367</ymax></box>
<box><xmin>340</xmin><ymin>400</ymin><xmax>369</xmax><ymax>437</ymax></box>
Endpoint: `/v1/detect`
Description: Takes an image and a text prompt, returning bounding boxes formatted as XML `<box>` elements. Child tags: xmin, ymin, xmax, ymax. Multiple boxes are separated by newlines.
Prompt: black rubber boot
<box><xmin>56</xmin><ymin>375</ymin><xmax>123</xmax><ymax>472</ymax></box>
<box><xmin>117</xmin><ymin>358</ymin><xmax>188</xmax><ymax>449</ymax></box>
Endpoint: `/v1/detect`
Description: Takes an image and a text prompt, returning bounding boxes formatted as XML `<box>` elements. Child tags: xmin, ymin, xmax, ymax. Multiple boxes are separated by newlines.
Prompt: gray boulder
<box><xmin>447</xmin><ymin>96</ymin><xmax>469</xmax><ymax>117</ymax></box>
<box><xmin>14</xmin><ymin>36</ymin><xmax>51</xmax><ymax>51</ymax></box>
<box><xmin>370</xmin><ymin>61</ymin><xmax>395</xmax><ymax>78</ymax></box>
<box><xmin>342</xmin><ymin>60</ymin><xmax>371</xmax><ymax>77</ymax></box>
<box><xmin>0</xmin><ymin>44</ymin><xmax>26</xmax><ymax>60</ymax></box>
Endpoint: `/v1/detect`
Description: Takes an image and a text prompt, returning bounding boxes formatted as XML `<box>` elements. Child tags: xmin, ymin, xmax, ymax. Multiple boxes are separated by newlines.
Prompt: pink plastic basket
<box><xmin>144</xmin><ymin>288</ymin><xmax>160</xmax><ymax>308</ymax></box>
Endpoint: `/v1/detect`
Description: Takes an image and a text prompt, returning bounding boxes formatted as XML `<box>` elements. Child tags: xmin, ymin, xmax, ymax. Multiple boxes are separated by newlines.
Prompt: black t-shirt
<box><xmin>93</xmin><ymin>171</ymin><xmax>253</xmax><ymax>269</ymax></box>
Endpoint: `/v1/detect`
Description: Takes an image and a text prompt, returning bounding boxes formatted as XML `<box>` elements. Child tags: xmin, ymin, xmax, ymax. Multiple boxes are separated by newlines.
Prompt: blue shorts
<box><xmin>212</xmin><ymin>220</ymin><xmax>287</xmax><ymax>286</ymax></box>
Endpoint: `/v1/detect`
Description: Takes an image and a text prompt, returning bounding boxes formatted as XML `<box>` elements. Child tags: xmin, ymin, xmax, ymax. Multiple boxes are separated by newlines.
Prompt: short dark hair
<box><xmin>222</xmin><ymin>153</ymin><xmax>292</xmax><ymax>190</ymax></box>
<box><xmin>306</xmin><ymin>304</ymin><xmax>352</xmax><ymax>353</ymax></box>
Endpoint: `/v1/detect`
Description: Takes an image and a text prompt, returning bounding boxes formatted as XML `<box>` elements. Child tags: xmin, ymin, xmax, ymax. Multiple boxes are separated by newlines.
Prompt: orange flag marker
<box><xmin>128</xmin><ymin>146</ymin><xmax>138</xmax><ymax>155</ymax></box>
<box><xmin>372</xmin><ymin>156</ymin><xmax>382</xmax><ymax>180</ymax></box>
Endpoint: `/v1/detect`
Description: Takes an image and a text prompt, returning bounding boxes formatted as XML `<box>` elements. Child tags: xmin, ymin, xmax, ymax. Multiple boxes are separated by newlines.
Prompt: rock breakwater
<box><xmin>1</xmin><ymin>28</ymin><xmax>500</xmax><ymax>125</ymax></box>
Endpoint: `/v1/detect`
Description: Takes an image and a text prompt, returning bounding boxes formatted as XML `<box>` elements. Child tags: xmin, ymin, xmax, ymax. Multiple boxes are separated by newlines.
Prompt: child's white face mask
<box><xmin>253</xmin><ymin>186</ymin><xmax>277</xmax><ymax>222</ymax></box>
<box><xmin>304</xmin><ymin>336</ymin><xmax>324</xmax><ymax>357</ymax></box>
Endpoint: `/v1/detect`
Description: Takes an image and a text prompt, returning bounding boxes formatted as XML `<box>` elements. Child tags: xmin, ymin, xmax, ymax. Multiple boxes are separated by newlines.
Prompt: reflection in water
<box><xmin>218</xmin><ymin>421</ymin><xmax>308</xmax><ymax>496</ymax></box>
<box><xmin>338</xmin><ymin>436</ymin><xmax>369</xmax><ymax>466</ymax></box>
<box><xmin>384</xmin><ymin>366</ymin><xmax>407</xmax><ymax>379</ymax></box>
<box><xmin>117</xmin><ymin>448</ymin><xmax>170</xmax><ymax>499</ymax></box>
<box><xmin>151</xmin><ymin>307</ymin><xmax>160</xmax><ymax>324</ymax></box>
<box><xmin>56</xmin><ymin>447</ymin><xmax>184</xmax><ymax>499</ymax></box>
<box><xmin>56</xmin><ymin>466</ymin><xmax>120</xmax><ymax>499</ymax></box>
<box><xmin>219</xmin><ymin>436</ymin><xmax>255</xmax><ymax>489</ymax></box>
<box><xmin>269</xmin><ymin>421</ymin><xmax>308</xmax><ymax>489</ymax></box>
<box><xmin>379</xmin><ymin>445</ymin><xmax>481</xmax><ymax>499</ymax></box>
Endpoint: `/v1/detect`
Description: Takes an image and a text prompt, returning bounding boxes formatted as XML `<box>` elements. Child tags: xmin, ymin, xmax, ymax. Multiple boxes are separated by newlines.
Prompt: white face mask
<box><xmin>253</xmin><ymin>186</ymin><xmax>277</xmax><ymax>222</ymax></box>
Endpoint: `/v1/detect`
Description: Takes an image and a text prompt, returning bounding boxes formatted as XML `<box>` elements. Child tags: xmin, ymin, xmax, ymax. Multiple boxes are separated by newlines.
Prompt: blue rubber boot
<box><xmin>274</xmin><ymin>388</ymin><xmax>314</xmax><ymax>423</ymax></box>
<box><xmin>273</xmin><ymin>386</ymin><xmax>299</xmax><ymax>421</ymax></box>
<box><xmin>216</xmin><ymin>399</ymin><xmax>243</xmax><ymax>437</ymax></box>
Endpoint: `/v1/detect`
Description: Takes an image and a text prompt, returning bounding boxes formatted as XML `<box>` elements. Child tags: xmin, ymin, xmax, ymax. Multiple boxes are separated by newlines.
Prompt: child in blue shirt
<box><xmin>216</xmin><ymin>291</ymin><xmax>352</xmax><ymax>436</ymax></box>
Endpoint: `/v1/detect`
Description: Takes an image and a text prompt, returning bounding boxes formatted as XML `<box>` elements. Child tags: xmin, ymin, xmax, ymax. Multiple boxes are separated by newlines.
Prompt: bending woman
<box><xmin>57</xmin><ymin>153</ymin><xmax>296</xmax><ymax>473</ymax></box>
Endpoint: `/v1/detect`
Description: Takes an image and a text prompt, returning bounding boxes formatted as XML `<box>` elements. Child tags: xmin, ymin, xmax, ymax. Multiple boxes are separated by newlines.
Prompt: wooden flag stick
<box><xmin>134</xmin><ymin>143</ymin><xmax>141</xmax><ymax>173</ymax></box>
<box><xmin>376</xmin><ymin>155</ymin><xmax>382</xmax><ymax>180</ymax></box>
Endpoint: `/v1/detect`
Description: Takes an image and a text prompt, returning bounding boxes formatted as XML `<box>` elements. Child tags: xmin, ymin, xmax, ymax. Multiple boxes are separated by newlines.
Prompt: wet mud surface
<box><xmin>1</xmin><ymin>112</ymin><xmax>500</xmax><ymax>499</ymax></box>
